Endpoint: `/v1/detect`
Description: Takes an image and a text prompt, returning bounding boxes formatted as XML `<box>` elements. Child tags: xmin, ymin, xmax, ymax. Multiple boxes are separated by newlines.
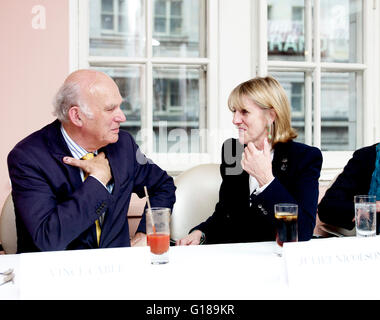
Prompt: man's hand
<box><xmin>63</xmin><ymin>152</ymin><xmax>112</xmax><ymax>185</ymax></box>
<box><xmin>131</xmin><ymin>232</ymin><xmax>147</xmax><ymax>247</ymax></box>
<box><xmin>176</xmin><ymin>230</ymin><xmax>203</xmax><ymax>246</ymax></box>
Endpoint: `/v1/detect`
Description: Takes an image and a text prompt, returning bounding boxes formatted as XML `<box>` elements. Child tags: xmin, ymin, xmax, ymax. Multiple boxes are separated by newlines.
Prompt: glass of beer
<box><xmin>146</xmin><ymin>207</ymin><xmax>171</xmax><ymax>264</ymax></box>
<box><xmin>274</xmin><ymin>203</ymin><xmax>298</xmax><ymax>256</ymax></box>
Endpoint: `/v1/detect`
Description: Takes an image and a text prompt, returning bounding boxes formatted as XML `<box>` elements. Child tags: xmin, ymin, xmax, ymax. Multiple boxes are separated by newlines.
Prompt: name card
<box><xmin>19</xmin><ymin>247</ymin><xmax>150</xmax><ymax>299</ymax></box>
<box><xmin>283</xmin><ymin>237</ymin><xmax>380</xmax><ymax>298</ymax></box>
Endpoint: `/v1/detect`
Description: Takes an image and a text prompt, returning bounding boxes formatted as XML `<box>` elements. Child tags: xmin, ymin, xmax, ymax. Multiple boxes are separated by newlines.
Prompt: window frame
<box><xmin>258</xmin><ymin>0</ymin><xmax>379</xmax><ymax>181</ymax></box>
<box><xmin>72</xmin><ymin>0</ymin><xmax>219</xmax><ymax>173</ymax></box>
<box><xmin>153</xmin><ymin>0</ymin><xmax>184</xmax><ymax>37</ymax></box>
<box><xmin>70</xmin><ymin>0</ymin><xmax>380</xmax><ymax>179</ymax></box>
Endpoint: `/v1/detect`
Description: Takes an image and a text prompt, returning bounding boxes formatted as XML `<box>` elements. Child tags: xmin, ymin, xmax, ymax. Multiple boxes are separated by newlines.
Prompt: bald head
<box><xmin>56</xmin><ymin>69</ymin><xmax>125</xmax><ymax>150</ymax></box>
<box><xmin>64</xmin><ymin>69</ymin><xmax>114</xmax><ymax>94</ymax></box>
<box><xmin>53</xmin><ymin>69</ymin><xmax>118</xmax><ymax>122</ymax></box>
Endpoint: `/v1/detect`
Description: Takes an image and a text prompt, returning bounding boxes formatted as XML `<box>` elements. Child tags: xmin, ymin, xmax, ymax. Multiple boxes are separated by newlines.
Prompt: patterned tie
<box><xmin>81</xmin><ymin>153</ymin><xmax>101</xmax><ymax>246</ymax></box>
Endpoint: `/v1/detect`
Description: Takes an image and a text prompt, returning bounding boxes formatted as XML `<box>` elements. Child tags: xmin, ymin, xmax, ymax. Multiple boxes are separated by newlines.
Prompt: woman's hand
<box><xmin>176</xmin><ymin>230</ymin><xmax>203</xmax><ymax>246</ymax></box>
<box><xmin>241</xmin><ymin>138</ymin><xmax>274</xmax><ymax>187</ymax></box>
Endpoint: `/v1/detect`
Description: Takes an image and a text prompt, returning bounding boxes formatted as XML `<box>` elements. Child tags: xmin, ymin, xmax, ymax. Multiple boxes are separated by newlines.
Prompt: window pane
<box><xmin>320</xmin><ymin>0</ymin><xmax>362</xmax><ymax>63</ymax></box>
<box><xmin>271</xmin><ymin>72</ymin><xmax>306</xmax><ymax>143</ymax></box>
<box><xmin>154</xmin><ymin>17</ymin><xmax>166</xmax><ymax>33</ymax></box>
<box><xmin>171</xmin><ymin>1</ymin><xmax>182</xmax><ymax>16</ymax></box>
<box><xmin>153</xmin><ymin>0</ymin><xmax>206</xmax><ymax>57</ymax></box>
<box><xmin>267</xmin><ymin>0</ymin><xmax>306</xmax><ymax>61</ymax></box>
<box><xmin>118</xmin><ymin>15</ymin><xmax>127</xmax><ymax>33</ymax></box>
<box><xmin>90</xmin><ymin>0</ymin><xmax>145</xmax><ymax>57</ymax></box>
<box><xmin>155</xmin><ymin>0</ymin><xmax>166</xmax><ymax>15</ymax></box>
<box><xmin>119</xmin><ymin>0</ymin><xmax>127</xmax><ymax>12</ymax></box>
<box><xmin>153</xmin><ymin>65</ymin><xmax>207</xmax><ymax>153</ymax></box>
<box><xmin>321</xmin><ymin>72</ymin><xmax>357</xmax><ymax>151</ymax></box>
<box><xmin>102</xmin><ymin>0</ymin><xmax>114</xmax><ymax>12</ymax></box>
<box><xmin>93</xmin><ymin>66</ymin><xmax>144</xmax><ymax>145</ymax></box>
<box><xmin>170</xmin><ymin>18</ymin><xmax>182</xmax><ymax>34</ymax></box>
<box><xmin>101</xmin><ymin>14</ymin><xmax>114</xmax><ymax>30</ymax></box>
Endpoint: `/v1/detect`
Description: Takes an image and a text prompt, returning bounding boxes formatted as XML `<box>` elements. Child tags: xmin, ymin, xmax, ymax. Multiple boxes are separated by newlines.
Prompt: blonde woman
<box><xmin>177</xmin><ymin>76</ymin><xmax>322</xmax><ymax>245</ymax></box>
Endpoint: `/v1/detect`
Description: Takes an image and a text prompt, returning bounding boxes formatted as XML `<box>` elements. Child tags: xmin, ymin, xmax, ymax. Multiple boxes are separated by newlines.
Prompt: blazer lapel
<box><xmin>272</xmin><ymin>142</ymin><xmax>291</xmax><ymax>179</ymax></box>
<box><xmin>45</xmin><ymin>120</ymin><xmax>83</xmax><ymax>190</ymax></box>
<box><xmin>234</xmin><ymin>165</ymin><xmax>250</xmax><ymax>208</ymax></box>
<box><xmin>99</xmin><ymin>143</ymin><xmax>131</xmax><ymax>246</ymax></box>
<box><xmin>102</xmin><ymin>143</ymin><xmax>128</xmax><ymax>196</ymax></box>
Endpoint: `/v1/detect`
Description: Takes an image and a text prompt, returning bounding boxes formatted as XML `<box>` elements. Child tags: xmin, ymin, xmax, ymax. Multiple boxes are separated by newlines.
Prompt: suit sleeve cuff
<box><xmin>253</xmin><ymin>177</ymin><xmax>275</xmax><ymax>195</ymax></box>
<box><xmin>89</xmin><ymin>174</ymin><xmax>109</xmax><ymax>191</ymax></box>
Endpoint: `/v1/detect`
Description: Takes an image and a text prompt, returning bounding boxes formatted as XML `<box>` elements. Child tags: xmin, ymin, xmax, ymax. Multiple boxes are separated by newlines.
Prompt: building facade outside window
<box><xmin>79</xmin><ymin>0</ymin><xmax>214</xmax><ymax>172</ymax></box>
<box><xmin>268</xmin><ymin>0</ymin><xmax>361</xmax><ymax>151</ymax></box>
<box><xmin>73</xmin><ymin>0</ymin><xmax>379</xmax><ymax>177</ymax></box>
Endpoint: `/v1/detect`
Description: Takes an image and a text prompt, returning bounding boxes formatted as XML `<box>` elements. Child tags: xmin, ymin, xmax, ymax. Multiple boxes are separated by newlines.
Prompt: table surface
<box><xmin>0</xmin><ymin>238</ymin><xmax>379</xmax><ymax>300</ymax></box>
<box><xmin>0</xmin><ymin>241</ymin><xmax>287</xmax><ymax>300</ymax></box>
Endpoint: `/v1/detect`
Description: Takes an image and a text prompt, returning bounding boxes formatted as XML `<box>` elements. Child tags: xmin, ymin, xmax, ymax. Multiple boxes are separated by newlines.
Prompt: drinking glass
<box><xmin>274</xmin><ymin>203</ymin><xmax>298</xmax><ymax>256</ymax></box>
<box><xmin>354</xmin><ymin>195</ymin><xmax>376</xmax><ymax>237</ymax></box>
<box><xmin>146</xmin><ymin>207</ymin><xmax>171</xmax><ymax>264</ymax></box>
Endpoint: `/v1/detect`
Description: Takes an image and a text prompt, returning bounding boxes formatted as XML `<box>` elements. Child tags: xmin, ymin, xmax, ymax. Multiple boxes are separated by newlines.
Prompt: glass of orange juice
<box><xmin>146</xmin><ymin>207</ymin><xmax>171</xmax><ymax>264</ymax></box>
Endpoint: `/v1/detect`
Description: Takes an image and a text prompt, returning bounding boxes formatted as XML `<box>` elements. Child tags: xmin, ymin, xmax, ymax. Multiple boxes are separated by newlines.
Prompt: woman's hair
<box><xmin>228</xmin><ymin>75</ymin><xmax>297</xmax><ymax>145</ymax></box>
<box><xmin>52</xmin><ymin>81</ymin><xmax>93</xmax><ymax>122</ymax></box>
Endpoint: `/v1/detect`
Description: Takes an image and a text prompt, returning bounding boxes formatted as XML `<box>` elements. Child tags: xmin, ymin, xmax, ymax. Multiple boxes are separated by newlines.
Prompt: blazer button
<box><xmin>258</xmin><ymin>204</ymin><xmax>263</xmax><ymax>209</ymax></box>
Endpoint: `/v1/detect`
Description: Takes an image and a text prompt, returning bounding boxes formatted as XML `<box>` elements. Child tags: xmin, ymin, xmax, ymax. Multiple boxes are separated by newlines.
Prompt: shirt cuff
<box><xmin>89</xmin><ymin>174</ymin><xmax>108</xmax><ymax>190</ymax></box>
<box><xmin>253</xmin><ymin>177</ymin><xmax>275</xmax><ymax>195</ymax></box>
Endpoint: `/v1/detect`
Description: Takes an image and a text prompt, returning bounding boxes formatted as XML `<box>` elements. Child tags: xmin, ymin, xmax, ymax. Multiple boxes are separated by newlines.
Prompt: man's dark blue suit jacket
<box><xmin>318</xmin><ymin>143</ymin><xmax>377</xmax><ymax>230</ymax></box>
<box><xmin>8</xmin><ymin>120</ymin><xmax>176</xmax><ymax>253</ymax></box>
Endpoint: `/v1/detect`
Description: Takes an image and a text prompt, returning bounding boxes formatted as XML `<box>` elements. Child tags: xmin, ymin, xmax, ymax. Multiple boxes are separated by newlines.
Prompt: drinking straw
<box><xmin>144</xmin><ymin>186</ymin><xmax>156</xmax><ymax>233</ymax></box>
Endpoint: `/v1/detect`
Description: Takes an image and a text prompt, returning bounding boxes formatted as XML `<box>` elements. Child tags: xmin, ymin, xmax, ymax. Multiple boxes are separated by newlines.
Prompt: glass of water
<box><xmin>354</xmin><ymin>195</ymin><xmax>376</xmax><ymax>237</ymax></box>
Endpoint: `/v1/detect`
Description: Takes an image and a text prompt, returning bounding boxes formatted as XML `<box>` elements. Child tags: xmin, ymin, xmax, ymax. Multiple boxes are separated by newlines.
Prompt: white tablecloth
<box><xmin>0</xmin><ymin>241</ymin><xmax>287</xmax><ymax>300</ymax></box>
<box><xmin>1</xmin><ymin>237</ymin><xmax>380</xmax><ymax>300</ymax></box>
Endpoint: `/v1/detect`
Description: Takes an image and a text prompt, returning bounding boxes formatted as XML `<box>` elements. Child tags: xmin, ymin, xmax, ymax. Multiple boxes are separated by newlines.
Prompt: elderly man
<box><xmin>8</xmin><ymin>69</ymin><xmax>176</xmax><ymax>253</ymax></box>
